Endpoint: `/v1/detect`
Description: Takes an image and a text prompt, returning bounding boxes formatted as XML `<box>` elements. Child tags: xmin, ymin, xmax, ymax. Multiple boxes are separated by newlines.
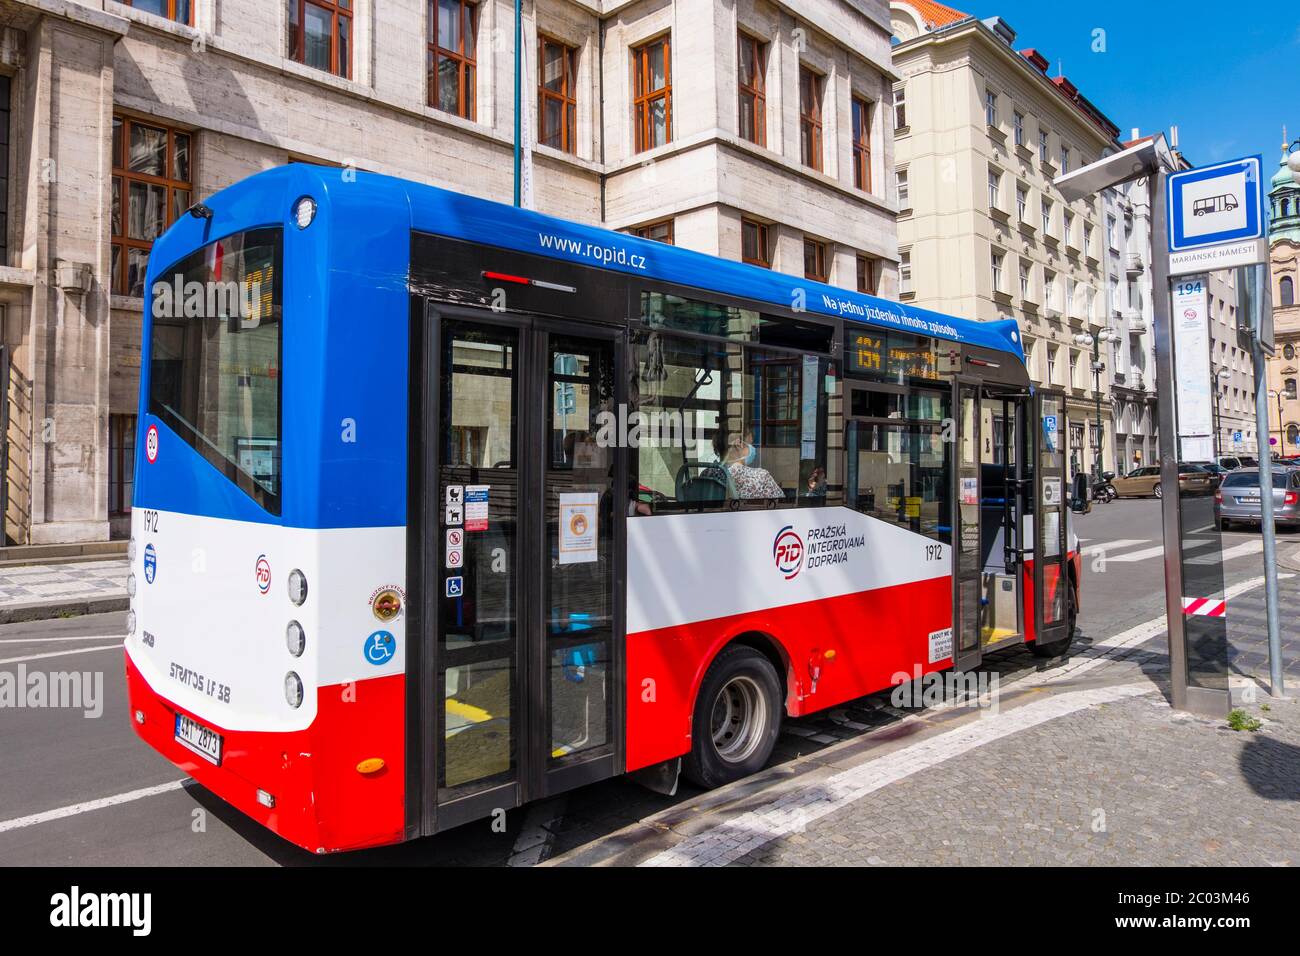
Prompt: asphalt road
<box><xmin>1</xmin><ymin>497</ymin><xmax>1293</xmax><ymax>866</ymax></box>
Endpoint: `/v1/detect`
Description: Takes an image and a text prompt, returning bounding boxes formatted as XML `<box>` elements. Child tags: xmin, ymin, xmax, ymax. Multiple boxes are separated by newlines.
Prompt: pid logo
<box><xmin>255</xmin><ymin>554</ymin><xmax>272</xmax><ymax>594</ymax></box>
<box><xmin>773</xmin><ymin>525</ymin><xmax>804</xmax><ymax>580</ymax></box>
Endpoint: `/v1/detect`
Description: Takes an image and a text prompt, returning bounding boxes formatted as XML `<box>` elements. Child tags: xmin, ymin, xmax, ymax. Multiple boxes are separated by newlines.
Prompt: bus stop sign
<box><xmin>1167</xmin><ymin>156</ymin><xmax>1266</xmax><ymax>275</ymax></box>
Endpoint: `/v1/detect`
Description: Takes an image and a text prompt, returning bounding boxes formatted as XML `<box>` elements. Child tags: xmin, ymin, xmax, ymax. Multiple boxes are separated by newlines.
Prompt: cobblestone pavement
<box><xmin>0</xmin><ymin>560</ymin><xmax>128</xmax><ymax>606</ymax></box>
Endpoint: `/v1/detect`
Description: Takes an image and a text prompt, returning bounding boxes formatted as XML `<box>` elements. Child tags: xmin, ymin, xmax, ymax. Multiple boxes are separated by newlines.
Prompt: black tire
<box><xmin>1031</xmin><ymin>575</ymin><xmax>1077</xmax><ymax>658</ymax></box>
<box><xmin>1153</xmin><ymin>483</ymin><xmax>1163</xmax><ymax>500</ymax></box>
<box><xmin>683</xmin><ymin>645</ymin><xmax>782</xmax><ymax>789</ymax></box>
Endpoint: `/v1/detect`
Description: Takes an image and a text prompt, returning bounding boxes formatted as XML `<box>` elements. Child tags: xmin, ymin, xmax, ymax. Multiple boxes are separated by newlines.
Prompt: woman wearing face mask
<box><xmin>723</xmin><ymin>435</ymin><xmax>786</xmax><ymax>500</ymax></box>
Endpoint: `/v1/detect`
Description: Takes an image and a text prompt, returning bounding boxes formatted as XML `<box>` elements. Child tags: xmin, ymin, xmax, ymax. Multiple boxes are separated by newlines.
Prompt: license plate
<box><xmin>1238</xmin><ymin>496</ymin><xmax>1260</xmax><ymax>504</ymax></box>
<box><xmin>174</xmin><ymin>713</ymin><xmax>222</xmax><ymax>765</ymax></box>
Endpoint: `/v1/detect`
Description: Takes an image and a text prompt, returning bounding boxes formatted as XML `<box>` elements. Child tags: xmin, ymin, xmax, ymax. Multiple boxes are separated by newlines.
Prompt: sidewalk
<box><xmin>549</xmin><ymin>578</ymin><xmax>1300</xmax><ymax>868</ymax></box>
<box><xmin>0</xmin><ymin>559</ymin><xmax>129</xmax><ymax>623</ymax></box>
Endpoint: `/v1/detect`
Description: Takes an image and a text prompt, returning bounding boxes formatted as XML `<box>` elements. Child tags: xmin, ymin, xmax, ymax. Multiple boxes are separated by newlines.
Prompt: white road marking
<box><xmin>1080</xmin><ymin>539</ymin><xmax>1148</xmax><ymax>556</ymax></box>
<box><xmin>1185</xmin><ymin>539</ymin><xmax>1263</xmax><ymax>565</ymax></box>
<box><xmin>0</xmin><ymin>643</ymin><xmax>122</xmax><ymax>665</ymax></box>
<box><xmin>1103</xmin><ymin>539</ymin><xmax>1217</xmax><ymax>563</ymax></box>
<box><xmin>640</xmin><ymin>683</ymin><xmax>1154</xmax><ymax>867</ymax></box>
<box><xmin>0</xmin><ymin>634</ymin><xmax>124</xmax><ymax>645</ymax></box>
<box><xmin>0</xmin><ymin>781</ymin><xmax>189</xmax><ymax>835</ymax></box>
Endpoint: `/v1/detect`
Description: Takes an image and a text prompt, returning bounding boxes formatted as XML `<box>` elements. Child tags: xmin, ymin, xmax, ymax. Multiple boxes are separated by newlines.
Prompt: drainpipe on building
<box><xmin>513</xmin><ymin>0</ymin><xmax>522</xmax><ymax>207</ymax></box>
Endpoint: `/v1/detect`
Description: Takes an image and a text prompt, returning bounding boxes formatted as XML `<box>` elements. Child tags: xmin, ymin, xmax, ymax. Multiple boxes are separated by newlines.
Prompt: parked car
<box><xmin>1217</xmin><ymin>456</ymin><xmax>1243</xmax><ymax>471</ymax></box>
<box><xmin>1188</xmin><ymin>461</ymin><xmax>1228</xmax><ymax>489</ymax></box>
<box><xmin>1215</xmin><ymin>469</ymin><xmax>1300</xmax><ymax>531</ymax></box>
<box><xmin>1111</xmin><ymin>463</ymin><xmax>1217</xmax><ymax>499</ymax></box>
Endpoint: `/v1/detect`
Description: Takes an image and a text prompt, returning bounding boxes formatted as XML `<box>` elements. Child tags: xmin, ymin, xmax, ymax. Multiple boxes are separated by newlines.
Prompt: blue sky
<box><xmin>960</xmin><ymin>0</ymin><xmax>1296</xmax><ymax>168</ymax></box>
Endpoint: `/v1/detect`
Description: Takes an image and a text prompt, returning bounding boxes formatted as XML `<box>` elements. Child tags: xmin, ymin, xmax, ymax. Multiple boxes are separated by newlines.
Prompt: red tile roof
<box><xmin>905</xmin><ymin>0</ymin><xmax>970</xmax><ymax>29</ymax></box>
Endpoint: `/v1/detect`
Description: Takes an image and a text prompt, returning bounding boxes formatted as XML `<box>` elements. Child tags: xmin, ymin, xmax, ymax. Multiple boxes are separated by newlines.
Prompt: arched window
<box><xmin>1285</xmin><ymin>343</ymin><xmax>1297</xmax><ymax>361</ymax></box>
<box><xmin>1289</xmin><ymin>423</ymin><xmax>1299</xmax><ymax>447</ymax></box>
<box><xmin>1282</xmin><ymin>275</ymin><xmax>1295</xmax><ymax>307</ymax></box>
<box><xmin>1284</xmin><ymin>198</ymin><xmax>1293</xmax><ymax>218</ymax></box>
<box><xmin>1287</xmin><ymin>378</ymin><xmax>1298</xmax><ymax>399</ymax></box>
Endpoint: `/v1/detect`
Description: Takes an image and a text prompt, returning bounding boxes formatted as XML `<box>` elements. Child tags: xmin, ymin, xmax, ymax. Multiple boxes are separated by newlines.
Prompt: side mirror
<box><xmin>1070</xmin><ymin>473</ymin><xmax>1092</xmax><ymax>514</ymax></box>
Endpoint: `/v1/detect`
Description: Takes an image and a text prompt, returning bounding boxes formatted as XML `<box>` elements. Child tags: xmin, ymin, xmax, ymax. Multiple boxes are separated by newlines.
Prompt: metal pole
<box><xmin>1150</xmin><ymin>168</ymin><xmax>1191</xmax><ymax>712</ymax></box>
<box><xmin>1093</xmin><ymin>336</ymin><xmax>1103</xmax><ymax>480</ymax></box>
<box><xmin>1251</xmin><ymin>270</ymin><xmax>1285</xmax><ymax>698</ymax></box>
<box><xmin>513</xmin><ymin>0</ymin><xmax>522</xmax><ymax>208</ymax></box>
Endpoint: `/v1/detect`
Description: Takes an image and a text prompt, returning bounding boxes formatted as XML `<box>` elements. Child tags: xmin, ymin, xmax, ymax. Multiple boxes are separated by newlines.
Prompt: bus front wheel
<box><xmin>1031</xmin><ymin>580</ymin><xmax>1077</xmax><ymax>658</ymax></box>
<box><xmin>684</xmin><ymin>645</ymin><xmax>782</xmax><ymax>789</ymax></box>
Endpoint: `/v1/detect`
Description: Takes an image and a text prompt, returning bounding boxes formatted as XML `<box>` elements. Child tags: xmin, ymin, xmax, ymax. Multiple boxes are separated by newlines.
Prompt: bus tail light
<box><xmin>356</xmin><ymin>758</ymin><xmax>385</xmax><ymax>775</ymax></box>
<box><xmin>286</xmin><ymin>620</ymin><xmax>306</xmax><ymax>657</ymax></box>
<box><xmin>287</xmin><ymin>569</ymin><xmax>308</xmax><ymax>606</ymax></box>
<box><xmin>284</xmin><ymin>672</ymin><xmax>304</xmax><ymax>709</ymax></box>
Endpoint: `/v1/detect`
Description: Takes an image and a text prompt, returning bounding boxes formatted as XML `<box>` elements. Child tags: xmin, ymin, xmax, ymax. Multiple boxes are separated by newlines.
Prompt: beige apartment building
<box><xmin>1266</xmin><ymin>141</ymin><xmax>1300</xmax><ymax>455</ymax></box>
<box><xmin>0</xmin><ymin>0</ymin><xmax>901</xmax><ymax>545</ymax></box>
<box><xmin>890</xmin><ymin>0</ymin><xmax>1122</xmax><ymax>476</ymax></box>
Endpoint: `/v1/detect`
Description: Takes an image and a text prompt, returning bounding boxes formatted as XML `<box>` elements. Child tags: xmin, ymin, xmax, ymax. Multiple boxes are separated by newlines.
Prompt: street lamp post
<box><xmin>1073</xmin><ymin>328</ymin><xmax>1118</xmax><ymax>480</ymax></box>
<box><xmin>1210</xmin><ymin>365</ymin><xmax>1232</xmax><ymax>459</ymax></box>
<box><xmin>1270</xmin><ymin>389</ymin><xmax>1286</xmax><ymax>454</ymax></box>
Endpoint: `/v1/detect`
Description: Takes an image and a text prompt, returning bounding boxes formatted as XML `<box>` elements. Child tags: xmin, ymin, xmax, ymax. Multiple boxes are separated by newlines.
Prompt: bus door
<box><xmin>952</xmin><ymin>378</ymin><xmax>982</xmax><ymax>671</ymax></box>
<box><xmin>421</xmin><ymin>308</ymin><xmax>624</xmax><ymax>833</ymax></box>
<box><xmin>980</xmin><ymin>389</ymin><xmax>1030</xmax><ymax>648</ymax></box>
<box><xmin>1032</xmin><ymin>390</ymin><xmax>1069</xmax><ymax>646</ymax></box>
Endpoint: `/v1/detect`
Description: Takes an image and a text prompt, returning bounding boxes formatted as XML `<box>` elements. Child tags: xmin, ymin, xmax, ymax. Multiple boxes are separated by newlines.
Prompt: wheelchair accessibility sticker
<box><xmin>364</xmin><ymin>630</ymin><xmax>397</xmax><ymax>666</ymax></box>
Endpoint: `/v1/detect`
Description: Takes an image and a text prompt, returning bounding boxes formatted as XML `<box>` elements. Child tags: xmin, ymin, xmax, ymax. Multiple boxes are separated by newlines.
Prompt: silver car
<box><xmin>1215</xmin><ymin>469</ymin><xmax>1300</xmax><ymax>531</ymax></box>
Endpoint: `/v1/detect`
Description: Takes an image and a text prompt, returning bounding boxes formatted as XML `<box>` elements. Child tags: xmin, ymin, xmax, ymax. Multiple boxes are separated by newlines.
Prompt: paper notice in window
<box><xmin>558</xmin><ymin>492</ymin><xmax>599</xmax><ymax>565</ymax></box>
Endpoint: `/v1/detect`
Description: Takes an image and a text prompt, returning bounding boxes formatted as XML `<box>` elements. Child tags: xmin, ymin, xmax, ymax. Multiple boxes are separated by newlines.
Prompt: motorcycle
<box><xmin>1091</xmin><ymin>471</ymin><xmax>1117</xmax><ymax>503</ymax></box>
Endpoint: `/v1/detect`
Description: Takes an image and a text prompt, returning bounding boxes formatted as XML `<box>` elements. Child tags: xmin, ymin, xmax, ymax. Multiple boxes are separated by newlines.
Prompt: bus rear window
<box><xmin>149</xmin><ymin>227</ymin><xmax>283</xmax><ymax>514</ymax></box>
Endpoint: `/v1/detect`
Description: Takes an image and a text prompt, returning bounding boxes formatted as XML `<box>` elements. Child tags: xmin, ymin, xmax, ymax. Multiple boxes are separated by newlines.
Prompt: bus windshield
<box><xmin>148</xmin><ymin>227</ymin><xmax>283</xmax><ymax>513</ymax></box>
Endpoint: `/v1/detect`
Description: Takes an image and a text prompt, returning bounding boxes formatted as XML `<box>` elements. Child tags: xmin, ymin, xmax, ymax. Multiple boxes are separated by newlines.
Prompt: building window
<box><xmin>852</xmin><ymin>96</ymin><xmax>872</xmax><ymax>191</ymax></box>
<box><xmin>429</xmin><ymin>0</ymin><xmax>478</xmax><ymax>119</ymax></box>
<box><xmin>1287</xmin><ymin>377</ymin><xmax>1298</xmax><ymax>399</ymax></box>
<box><xmin>990</xmin><ymin>249</ymin><xmax>1004</xmax><ymax>293</ymax></box>
<box><xmin>1041</xmin><ymin>198</ymin><xmax>1052</xmax><ymax>236</ymax></box>
<box><xmin>633</xmin><ymin>36</ymin><xmax>671</xmax><ymax>152</ymax></box>
<box><xmin>633</xmin><ymin>219</ymin><xmax>673</xmax><ymax>244</ymax></box>
<box><xmin>108</xmin><ymin>414</ymin><xmax>137</xmax><ymax>517</ymax></box>
<box><xmin>1281</xmin><ymin>276</ymin><xmax>1295</xmax><ymax>306</ymax></box>
<box><xmin>1060</xmin><ymin>143</ymin><xmax>1070</xmax><ymax>172</ymax></box>
<box><xmin>804</xmin><ymin>238</ymin><xmax>828</xmax><ymax>283</ymax></box>
<box><xmin>1019</xmin><ymin>260</ymin><xmax>1030</xmax><ymax>300</ymax></box>
<box><xmin>538</xmin><ymin>36</ymin><xmax>578</xmax><ymax>153</ymax></box>
<box><xmin>1069</xmin><ymin>349</ymin><xmax>1080</xmax><ymax>388</ymax></box>
<box><xmin>742</xmin><ymin>217</ymin><xmax>770</xmax><ymax>267</ymax></box>
<box><xmin>987</xmin><ymin>168</ymin><xmax>1001</xmax><ymax>211</ymax></box>
<box><xmin>894</xmin><ymin>84</ymin><xmax>907</xmax><ymax>130</ymax></box>
<box><xmin>856</xmin><ymin>254</ymin><xmax>877</xmax><ymax>295</ymax></box>
<box><xmin>1047</xmin><ymin>345</ymin><xmax>1058</xmax><ymax>384</ymax></box>
<box><xmin>122</xmin><ymin>1</ymin><xmax>192</xmax><ymax>24</ymax></box>
<box><xmin>1063</xmin><ymin>210</ymin><xmax>1074</xmax><ymax>245</ymax></box>
<box><xmin>1039</xmin><ymin>128</ymin><xmax>1049</xmax><ymax>164</ymax></box>
<box><xmin>1013</xmin><ymin>110</ymin><xmax>1024</xmax><ymax>146</ymax></box>
<box><xmin>1044</xmin><ymin>270</ymin><xmax>1057</xmax><ymax>309</ymax></box>
<box><xmin>288</xmin><ymin>0</ymin><xmax>352</xmax><ymax>78</ymax></box>
<box><xmin>738</xmin><ymin>33</ymin><xmax>767</xmax><ymax>147</ymax></box>
<box><xmin>799</xmin><ymin>66</ymin><xmax>823</xmax><ymax>171</ymax></box>
<box><xmin>1083</xmin><ymin>223</ymin><xmax>1093</xmax><ymax>256</ymax></box>
<box><xmin>111</xmin><ymin>115</ymin><xmax>193</xmax><ymax>297</ymax></box>
<box><xmin>899</xmin><ymin>251</ymin><xmax>913</xmax><ymax>295</ymax></box>
<box><xmin>896</xmin><ymin>169</ymin><xmax>910</xmax><ymax>208</ymax></box>
<box><xmin>984</xmin><ymin>88</ymin><xmax>998</xmax><ymax>128</ymax></box>
<box><xmin>1016</xmin><ymin>184</ymin><xmax>1027</xmax><ymax>222</ymax></box>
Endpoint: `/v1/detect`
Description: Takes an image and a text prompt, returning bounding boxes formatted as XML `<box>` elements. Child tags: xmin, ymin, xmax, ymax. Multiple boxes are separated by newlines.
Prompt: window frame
<box><xmin>633</xmin><ymin>219</ymin><xmax>674</xmax><ymax>244</ymax></box>
<box><xmin>737</xmin><ymin>32</ymin><xmax>767</xmax><ymax>147</ymax></box>
<box><xmin>856</xmin><ymin>254</ymin><xmax>877</xmax><ymax>295</ymax></box>
<box><xmin>894</xmin><ymin>84</ymin><xmax>907</xmax><ymax>130</ymax></box>
<box><xmin>632</xmin><ymin>35</ymin><xmax>672</xmax><ymax>153</ymax></box>
<box><xmin>428</xmin><ymin>0</ymin><xmax>479</xmax><ymax>120</ymax></box>
<box><xmin>288</xmin><ymin>0</ymin><xmax>353</xmax><ymax>79</ymax></box>
<box><xmin>803</xmin><ymin>237</ymin><xmax>829</xmax><ymax>283</ymax></box>
<box><xmin>852</xmin><ymin>95</ymin><xmax>872</xmax><ymax>191</ymax></box>
<box><xmin>798</xmin><ymin>65</ymin><xmax>824</xmax><ymax>172</ymax></box>
<box><xmin>122</xmin><ymin>0</ymin><xmax>193</xmax><ymax>24</ymax></box>
<box><xmin>537</xmin><ymin>34</ymin><xmax>579</xmax><ymax>154</ymax></box>
<box><xmin>108</xmin><ymin>413</ymin><xmax>137</xmax><ymax>517</ymax></box>
<box><xmin>741</xmin><ymin>217</ymin><xmax>771</xmax><ymax>268</ymax></box>
<box><xmin>111</xmin><ymin>114</ymin><xmax>195</xmax><ymax>298</ymax></box>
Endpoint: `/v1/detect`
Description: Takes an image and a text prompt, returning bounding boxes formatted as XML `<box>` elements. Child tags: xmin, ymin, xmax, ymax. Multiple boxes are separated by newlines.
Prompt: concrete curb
<box><xmin>1279</xmin><ymin>547</ymin><xmax>1300</xmax><ymax>574</ymax></box>
<box><xmin>0</xmin><ymin>594</ymin><xmax>129</xmax><ymax>625</ymax></box>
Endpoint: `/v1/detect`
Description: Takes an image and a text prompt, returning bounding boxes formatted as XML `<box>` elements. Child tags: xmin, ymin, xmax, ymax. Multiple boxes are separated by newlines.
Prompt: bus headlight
<box><xmin>127</xmin><ymin>573</ymin><xmax>137</xmax><ymax>597</ymax></box>
<box><xmin>126</xmin><ymin>610</ymin><xmax>137</xmax><ymax>635</ymax></box>
<box><xmin>287</xmin><ymin>569</ymin><xmax>308</xmax><ymax>606</ymax></box>
<box><xmin>286</xmin><ymin>620</ymin><xmax>306</xmax><ymax>657</ymax></box>
<box><xmin>284</xmin><ymin>672</ymin><xmax>304</xmax><ymax>709</ymax></box>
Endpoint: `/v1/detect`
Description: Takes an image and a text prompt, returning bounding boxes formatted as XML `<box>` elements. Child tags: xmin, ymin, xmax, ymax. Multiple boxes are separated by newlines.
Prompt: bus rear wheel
<box><xmin>684</xmin><ymin>646</ymin><xmax>782</xmax><ymax>789</ymax></box>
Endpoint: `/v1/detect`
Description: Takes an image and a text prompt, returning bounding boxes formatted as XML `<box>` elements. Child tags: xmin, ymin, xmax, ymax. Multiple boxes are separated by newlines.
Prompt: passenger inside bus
<box><xmin>723</xmin><ymin>435</ymin><xmax>786</xmax><ymax>499</ymax></box>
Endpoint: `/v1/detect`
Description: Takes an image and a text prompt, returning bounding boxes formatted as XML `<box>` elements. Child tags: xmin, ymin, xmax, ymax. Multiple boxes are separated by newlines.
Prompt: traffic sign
<box><xmin>1167</xmin><ymin>156</ymin><xmax>1266</xmax><ymax>275</ymax></box>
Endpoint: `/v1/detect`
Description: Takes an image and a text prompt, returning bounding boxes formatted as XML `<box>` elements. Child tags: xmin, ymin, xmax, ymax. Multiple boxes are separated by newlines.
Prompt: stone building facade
<box><xmin>0</xmin><ymin>0</ymin><xmax>901</xmax><ymax>545</ymax></box>
<box><xmin>1266</xmin><ymin>140</ymin><xmax>1300</xmax><ymax>456</ymax></box>
<box><xmin>889</xmin><ymin>0</ymin><xmax>1120</xmax><ymax>477</ymax></box>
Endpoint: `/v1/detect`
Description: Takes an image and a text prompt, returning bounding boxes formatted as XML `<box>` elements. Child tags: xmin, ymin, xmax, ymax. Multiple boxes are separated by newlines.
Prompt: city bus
<box><xmin>126</xmin><ymin>165</ymin><xmax>1086</xmax><ymax>854</ymax></box>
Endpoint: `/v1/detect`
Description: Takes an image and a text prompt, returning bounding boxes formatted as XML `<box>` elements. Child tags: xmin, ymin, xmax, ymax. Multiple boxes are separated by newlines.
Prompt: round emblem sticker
<box><xmin>772</xmin><ymin>525</ymin><xmax>804</xmax><ymax>580</ymax></box>
<box><xmin>143</xmin><ymin>543</ymin><xmax>158</xmax><ymax>585</ymax></box>
<box><xmin>255</xmin><ymin>554</ymin><xmax>272</xmax><ymax>594</ymax></box>
<box><xmin>145</xmin><ymin>424</ymin><xmax>159</xmax><ymax>464</ymax></box>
